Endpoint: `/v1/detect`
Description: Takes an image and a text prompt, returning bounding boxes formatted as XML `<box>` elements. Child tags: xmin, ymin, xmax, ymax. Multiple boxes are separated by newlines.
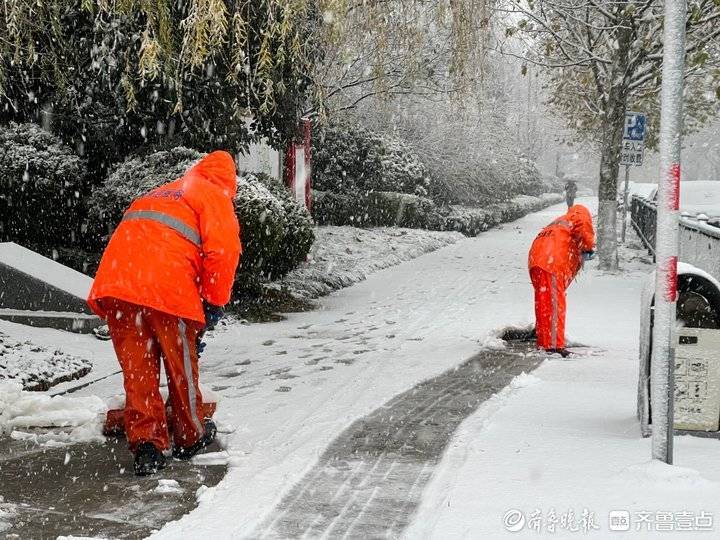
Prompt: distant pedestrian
<box><xmin>528</xmin><ymin>204</ymin><xmax>595</xmax><ymax>357</ymax></box>
<box><xmin>564</xmin><ymin>179</ymin><xmax>578</xmax><ymax>208</ymax></box>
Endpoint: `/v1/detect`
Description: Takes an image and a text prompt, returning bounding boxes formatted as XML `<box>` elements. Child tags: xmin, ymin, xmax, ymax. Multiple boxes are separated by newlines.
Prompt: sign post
<box><xmin>620</xmin><ymin>111</ymin><xmax>647</xmax><ymax>243</ymax></box>
<box><xmin>651</xmin><ymin>0</ymin><xmax>687</xmax><ymax>465</ymax></box>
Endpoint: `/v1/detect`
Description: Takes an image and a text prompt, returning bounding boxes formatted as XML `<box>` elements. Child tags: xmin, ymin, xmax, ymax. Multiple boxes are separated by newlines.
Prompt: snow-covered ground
<box><xmin>3</xmin><ymin>198</ymin><xmax>720</xmax><ymax>538</ymax></box>
<box><xmin>406</xmin><ymin>233</ymin><xmax>720</xmax><ymax>538</ymax></box>
<box><xmin>0</xmin><ymin>330</ymin><xmax>92</xmax><ymax>391</ymax></box>
<box><xmin>278</xmin><ymin>226</ymin><xmax>464</xmax><ymax>299</ymax></box>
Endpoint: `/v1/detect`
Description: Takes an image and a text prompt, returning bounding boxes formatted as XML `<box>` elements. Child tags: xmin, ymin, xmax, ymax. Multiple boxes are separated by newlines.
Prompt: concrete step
<box><xmin>0</xmin><ymin>309</ymin><xmax>103</xmax><ymax>334</ymax></box>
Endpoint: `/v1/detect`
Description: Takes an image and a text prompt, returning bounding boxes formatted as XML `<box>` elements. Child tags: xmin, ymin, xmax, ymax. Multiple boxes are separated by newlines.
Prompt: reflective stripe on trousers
<box><xmin>178</xmin><ymin>319</ymin><xmax>204</xmax><ymax>436</ymax></box>
<box><xmin>122</xmin><ymin>210</ymin><xmax>202</xmax><ymax>247</ymax></box>
<box><xmin>551</xmin><ymin>275</ymin><xmax>558</xmax><ymax>349</ymax></box>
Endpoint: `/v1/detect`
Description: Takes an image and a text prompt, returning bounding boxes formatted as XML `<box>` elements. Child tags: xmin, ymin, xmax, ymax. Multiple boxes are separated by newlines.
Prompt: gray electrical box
<box><xmin>674</xmin><ymin>328</ymin><xmax>720</xmax><ymax>431</ymax></box>
<box><xmin>638</xmin><ymin>263</ymin><xmax>720</xmax><ymax>437</ymax></box>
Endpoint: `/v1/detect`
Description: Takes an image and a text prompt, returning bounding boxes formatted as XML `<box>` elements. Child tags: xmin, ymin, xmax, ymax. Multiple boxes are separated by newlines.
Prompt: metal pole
<box><xmin>621</xmin><ymin>165</ymin><xmax>631</xmax><ymax>243</ymax></box>
<box><xmin>650</xmin><ymin>0</ymin><xmax>687</xmax><ymax>464</ymax></box>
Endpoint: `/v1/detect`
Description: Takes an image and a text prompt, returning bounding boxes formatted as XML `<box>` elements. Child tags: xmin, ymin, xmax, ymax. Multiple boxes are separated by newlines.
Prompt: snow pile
<box><xmin>277</xmin><ymin>226</ymin><xmax>464</xmax><ymax>298</ymax></box>
<box><xmin>478</xmin><ymin>334</ymin><xmax>507</xmax><ymax>350</ymax></box>
<box><xmin>0</xmin><ymin>498</ymin><xmax>15</xmax><ymax>534</ymax></box>
<box><xmin>510</xmin><ymin>371</ymin><xmax>541</xmax><ymax>389</ymax></box>
<box><xmin>616</xmin><ymin>460</ymin><xmax>716</xmax><ymax>490</ymax></box>
<box><xmin>154</xmin><ymin>480</ymin><xmax>184</xmax><ymax>495</ymax></box>
<box><xmin>0</xmin><ymin>381</ymin><xmax>106</xmax><ymax>445</ymax></box>
<box><xmin>0</xmin><ymin>331</ymin><xmax>92</xmax><ymax>391</ymax></box>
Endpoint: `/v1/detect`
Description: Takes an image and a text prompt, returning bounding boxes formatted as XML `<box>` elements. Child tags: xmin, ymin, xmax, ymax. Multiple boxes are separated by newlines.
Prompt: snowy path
<box><xmin>406</xmin><ymin>225</ymin><xmax>720</xmax><ymax>538</ymax></box>
<box><xmin>1</xmin><ymin>198</ymin><xmax>603</xmax><ymax>539</ymax></box>
<box><xmin>254</xmin><ymin>346</ymin><xmax>541</xmax><ymax>538</ymax></box>
<box><xmin>152</xmin><ymin>200</ymin><xmax>578</xmax><ymax>538</ymax></box>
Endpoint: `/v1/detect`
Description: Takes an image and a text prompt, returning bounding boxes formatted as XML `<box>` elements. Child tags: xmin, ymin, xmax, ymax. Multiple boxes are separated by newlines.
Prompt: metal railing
<box><xmin>631</xmin><ymin>195</ymin><xmax>657</xmax><ymax>255</ymax></box>
<box><xmin>631</xmin><ymin>194</ymin><xmax>720</xmax><ymax>278</ymax></box>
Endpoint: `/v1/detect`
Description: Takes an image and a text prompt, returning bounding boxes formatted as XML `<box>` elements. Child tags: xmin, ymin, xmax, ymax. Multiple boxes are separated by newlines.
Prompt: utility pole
<box><xmin>650</xmin><ymin>0</ymin><xmax>687</xmax><ymax>464</ymax></box>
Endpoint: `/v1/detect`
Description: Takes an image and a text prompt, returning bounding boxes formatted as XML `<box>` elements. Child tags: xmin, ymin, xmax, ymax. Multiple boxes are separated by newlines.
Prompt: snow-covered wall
<box><xmin>631</xmin><ymin>196</ymin><xmax>720</xmax><ymax>280</ymax></box>
<box><xmin>679</xmin><ymin>220</ymin><xmax>720</xmax><ymax>279</ymax></box>
<box><xmin>0</xmin><ymin>242</ymin><xmax>93</xmax><ymax>313</ymax></box>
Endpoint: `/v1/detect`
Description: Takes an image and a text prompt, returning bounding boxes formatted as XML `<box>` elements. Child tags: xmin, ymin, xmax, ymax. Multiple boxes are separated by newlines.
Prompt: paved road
<box><xmin>0</xmin><ymin>437</ymin><xmax>225</xmax><ymax>539</ymax></box>
<box><xmin>254</xmin><ymin>343</ymin><xmax>540</xmax><ymax>539</ymax></box>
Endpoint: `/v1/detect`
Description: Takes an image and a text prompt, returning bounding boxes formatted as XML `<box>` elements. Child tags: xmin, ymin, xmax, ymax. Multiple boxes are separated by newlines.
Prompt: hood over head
<box><xmin>565</xmin><ymin>204</ymin><xmax>595</xmax><ymax>248</ymax></box>
<box><xmin>187</xmin><ymin>150</ymin><xmax>237</xmax><ymax>198</ymax></box>
<box><xmin>566</xmin><ymin>204</ymin><xmax>592</xmax><ymax>225</ymax></box>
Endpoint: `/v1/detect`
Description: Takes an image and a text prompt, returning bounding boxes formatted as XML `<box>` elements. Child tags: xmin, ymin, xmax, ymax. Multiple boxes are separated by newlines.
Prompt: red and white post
<box><xmin>651</xmin><ymin>0</ymin><xmax>687</xmax><ymax>464</ymax></box>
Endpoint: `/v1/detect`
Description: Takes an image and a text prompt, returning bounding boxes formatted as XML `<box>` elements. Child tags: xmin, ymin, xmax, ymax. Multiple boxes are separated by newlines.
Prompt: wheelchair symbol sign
<box><xmin>624</xmin><ymin>112</ymin><xmax>646</xmax><ymax>142</ymax></box>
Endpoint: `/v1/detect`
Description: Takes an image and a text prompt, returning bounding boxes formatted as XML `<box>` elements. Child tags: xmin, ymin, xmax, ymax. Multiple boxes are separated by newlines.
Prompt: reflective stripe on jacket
<box><xmin>88</xmin><ymin>151</ymin><xmax>242</xmax><ymax>323</ymax></box>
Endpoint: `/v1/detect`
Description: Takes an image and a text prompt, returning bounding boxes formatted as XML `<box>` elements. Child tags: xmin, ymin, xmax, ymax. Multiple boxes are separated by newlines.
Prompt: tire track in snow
<box><xmin>253</xmin><ymin>345</ymin><xmax>541</xmax><ymax>539</ymax></box>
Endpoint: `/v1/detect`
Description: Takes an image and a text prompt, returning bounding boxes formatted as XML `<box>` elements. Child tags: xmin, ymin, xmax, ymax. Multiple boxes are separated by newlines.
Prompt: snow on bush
<box><xmin>233</xmin><ymin>174</ymin><xmax>287</xmax><ymax>285</ymax></box>
<box><xmin>249</xmin><ymin>172</ymin><xmax>315</xmax><ymax>279</ymax></box>
<box><xmin>312</xmin><ymin>121</ymin><xmax>559</xmax><ymax>234</ymax></box>
<box><xmin>278</xmin><ymin>226</ymin><xmax>464</xmax><ymax>299</ymax></box>
<box><xmin>0</xmin><ymin>331</ymin><xmax>92</xmax><ymax>391</ymax></box>
<box><xmin>366</xmin><ymin>192</ymin><xmax>444</xmax><ymax>229</ymax></box>
<box><xmin>445</xmin><ymin>194</ymin><xmax>564</xmax><ymax>235</ymax></box>
<box><xmin>430</xmin><ymin>154</ymin><xmax>550</xmax><ymax>207</ymax></box>
<box><xmin>0</xmin><ymin>122</ymin><xmax>87</xmax><ymax>249</ymax></box>
<box><xmin>87</xmin><ymin>148</ymin><xmax>314</xmax><ymax>290</ymax></box>
<box><xmin>87</xmin><ymin>146</ymin><xmax>201</xmax><ymax>236</ymax></box>
<box><xmin>315</xmin><ymin>190</ymin><xmax>564</xmax><ymax>236</ymax></box>
<box><xmin>313</xmin><ymin>123</ymin><xmax>431</xmax><ymax>195</ymax></box>
<box><xmin>314</xmin><ymin>190</ymin><xmax>443</xmax><ymax>229</ymax></box>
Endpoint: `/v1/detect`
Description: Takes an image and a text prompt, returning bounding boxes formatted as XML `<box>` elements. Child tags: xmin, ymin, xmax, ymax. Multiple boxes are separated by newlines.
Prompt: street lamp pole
<box><xmin>650</xmin><ymin>0</ymin><xmax>687</xmax><ymax>464</ymax></box>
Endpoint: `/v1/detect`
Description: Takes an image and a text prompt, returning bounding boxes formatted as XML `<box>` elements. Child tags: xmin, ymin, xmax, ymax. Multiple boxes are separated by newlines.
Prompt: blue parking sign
<box><xmin>624</xmin><ymin>112</ymin><xmax>646</xmax><ymax>142</ymax></box>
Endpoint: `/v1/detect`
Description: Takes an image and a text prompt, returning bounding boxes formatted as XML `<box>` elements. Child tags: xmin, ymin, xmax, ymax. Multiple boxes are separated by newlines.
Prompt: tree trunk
<box><xmin>596</xmin><ymin>21</ymin><xmax>633</xmax><ymax>271</ymax></box>
<box><xmin>597</xmin><ymin>102</ymin><xmax>625</xmax><ymax>270</ymax></box>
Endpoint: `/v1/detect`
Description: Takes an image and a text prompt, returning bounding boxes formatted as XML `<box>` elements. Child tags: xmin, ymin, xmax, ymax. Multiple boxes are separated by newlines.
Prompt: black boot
<box><xmin>173</xmin><ymin>419</ymin><xmax>217</xmax><ymax>460</ymax></box>
<box><xmin>546</xmin><ymin>348</ymin><xmax>572</xmax><ymax>358</ymax></box>
<box><xmin>134</xmin><ymin>442</ymin><xmax>167</xmax><ymax>476</ymax></box>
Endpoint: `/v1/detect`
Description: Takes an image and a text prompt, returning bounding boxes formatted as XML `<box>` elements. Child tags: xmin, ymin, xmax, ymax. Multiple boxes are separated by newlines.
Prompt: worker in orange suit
<box><xmin>528</xmin><ymin>204</ymin><xmax>595</xmax><ymax>357</ymax></box>
<box><xmin>88</xmin><ymin>151</ymin><xmax>241</xmax><ymax>475</ymax></box>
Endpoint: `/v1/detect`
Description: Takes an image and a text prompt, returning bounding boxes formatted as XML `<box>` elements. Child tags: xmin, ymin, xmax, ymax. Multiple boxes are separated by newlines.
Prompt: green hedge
<box><xmin>313</xmin><ymin>123</ymin><xmax>432</xmax><ymax>196</ymax></box>
<box><xmin>314</xmin><ymin>190</ymin><xmax>442</xmax><ymax>229</ymax></box>
<box><xmin>0</xmin><ymin>123</ymin><xmax>87</xmax><ymax>249</ymax></box>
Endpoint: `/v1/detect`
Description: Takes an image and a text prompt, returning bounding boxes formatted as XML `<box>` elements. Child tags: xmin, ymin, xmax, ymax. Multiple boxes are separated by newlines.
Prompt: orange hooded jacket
<box><xmin>528</xmin><ymin>204</ymin><xmax>595</xmax><ymax>286</ymax></box>
<box><xmin>88</xmin><ymin>151</ymin><xmax>242</xmax><ymax>324</ymax></box>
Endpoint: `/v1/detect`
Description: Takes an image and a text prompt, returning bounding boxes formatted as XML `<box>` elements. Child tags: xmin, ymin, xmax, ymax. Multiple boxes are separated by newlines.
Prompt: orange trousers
<box><xmin>104</xmin><ymin>298</ymin><xmax>205</xmax><ymax>452</ymax></box>
<box><xmin>530</xmin><ymin>267</ymin><xmax>567</xmax><ymax>350</ymax></box>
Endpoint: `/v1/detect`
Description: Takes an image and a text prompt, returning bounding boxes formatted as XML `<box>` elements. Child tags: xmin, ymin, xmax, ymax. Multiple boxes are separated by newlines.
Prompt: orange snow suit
<box><xmin>88</xmin><ymin>151</ymin><xmax>241</xmax><ymax>451</ymax></box>
<box><xmin>528</xmin><ymin>205</ymin><xmax>595</xmax><ymax>350</ymax></box>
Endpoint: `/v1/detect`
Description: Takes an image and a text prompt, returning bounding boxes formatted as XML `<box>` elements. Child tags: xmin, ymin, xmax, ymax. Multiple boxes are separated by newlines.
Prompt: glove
<box><xmin>196</xmin><ymin>335</ymin><xmax>207</xmax><ymax>355</ymax></box>
<box><xmin>582</xmin><ymin>250</ymin><xmax>596</xmax><ymax>261</ymax></box>
<box><xmin>203</xmin><ymin>301</ymin><xmax>224</xmax><ymax>331</ymax></box>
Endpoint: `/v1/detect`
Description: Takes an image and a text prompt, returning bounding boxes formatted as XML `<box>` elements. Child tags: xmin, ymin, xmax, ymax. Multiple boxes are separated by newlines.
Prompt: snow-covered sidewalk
<box><xmin>150</xmin><ymin>198</ymin><xmax>607</xmax><ymax>537</ymax></box>
<box><xmin>6</xmin><ymin>198</ymin><xmax>716</xmax><ymax>539</ymax></box>
<box><xmin>406</xmin><ymin>231</ymin><xmax>720</xmax><ymax>538</ymax></box>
